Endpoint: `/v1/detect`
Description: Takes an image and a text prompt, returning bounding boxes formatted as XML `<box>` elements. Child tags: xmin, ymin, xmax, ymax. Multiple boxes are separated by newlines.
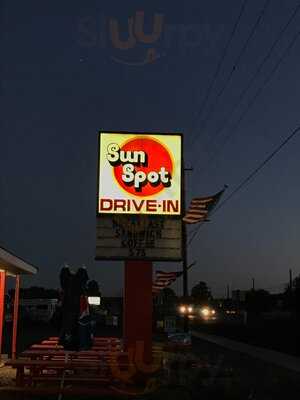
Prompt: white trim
<box><xmin>0</xmin><ymin>247</ymin><xmax>38</xmax><ymax>275</ymax></box>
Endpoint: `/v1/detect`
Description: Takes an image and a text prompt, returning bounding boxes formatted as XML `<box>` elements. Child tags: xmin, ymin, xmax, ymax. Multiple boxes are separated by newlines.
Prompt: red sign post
<box><xmin>124</xmin><ymin>261</ymin><xmax>153</xmax><ymax>363</ymax></box>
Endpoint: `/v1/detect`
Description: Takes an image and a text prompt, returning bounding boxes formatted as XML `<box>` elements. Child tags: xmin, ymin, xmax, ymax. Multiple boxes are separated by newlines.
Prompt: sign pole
<box><xmin>182</xmin><ymin>223</ymin><xmax>189</xmax><ymax>332</ymax></box>
<box><xmin>124</xmin><ymin>261</ymin><xmax>153</xmax><ymax>363</ymax></box>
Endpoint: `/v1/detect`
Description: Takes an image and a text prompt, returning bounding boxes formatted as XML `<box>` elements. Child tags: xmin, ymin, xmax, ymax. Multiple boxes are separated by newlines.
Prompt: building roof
<box><xmin>0</xmin><ymin>246</ymin><xmax>38</xmax><ymax>276</ymax></box>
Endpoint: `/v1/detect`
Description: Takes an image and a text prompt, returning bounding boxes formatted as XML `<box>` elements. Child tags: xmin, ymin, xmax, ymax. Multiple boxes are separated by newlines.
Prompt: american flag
<box><xmin>183</xmin><ymin>187</ymin><xmax>227</xmax><ymax>224</ymax></box>
<box><xmin>152</xmin><ymin>270</ymin><xmax>182</xmax><ymax>294</ymax></box>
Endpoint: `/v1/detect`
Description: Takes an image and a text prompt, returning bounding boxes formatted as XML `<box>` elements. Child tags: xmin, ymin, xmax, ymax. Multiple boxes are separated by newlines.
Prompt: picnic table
<box><xmin>5</xmin><ymin>337</ymin><xmax>129</xmax><ymax>396</ymax></box>
<box><xmin>4</xmin><ymin>336</ymin><xmax>163</xmax><ymax>397</ymax></box>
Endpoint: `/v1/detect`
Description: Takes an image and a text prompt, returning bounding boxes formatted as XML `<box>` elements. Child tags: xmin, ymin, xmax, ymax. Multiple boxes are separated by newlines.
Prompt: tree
<box><xmin>191</xmin><ymin>281</ymin><xmax>211</xmax><ymax>305</ymax></box>
<box><xmin>284</xmin><ymin>274</ymin><xmax>300</xmax><ymax>312</ymax></box>
<box><xmin>9</xmin><ymin>286</ymin><xmax>59</xmax><ymax>299</ymax></box>
<box><xmin>87</xmin><ymin>280</ymin><xmax>101</xmax><ymax>296</ymax></box>
<box><xmin>161</xmin><ymin>288</ymin><xmax>177</xmax><ymax>303</ymax></box>
<box><xmin>290</xmin><ymin>274</ymin><xmax>300</xmax><ymax>314</ymax></box>
<box><xmin>245</xmin><ymin>289</ymin><xmax>271</xmax><ymax>313</ymax></box>
<box><xmin>294</xmin><ymin>275</ymin><xmax>300</xmax><ymax>315</ymax></box>
<box><xmin>293</xmin><ymin>275</ymin><xmax>300</xmax><ymax>290</ymax></box>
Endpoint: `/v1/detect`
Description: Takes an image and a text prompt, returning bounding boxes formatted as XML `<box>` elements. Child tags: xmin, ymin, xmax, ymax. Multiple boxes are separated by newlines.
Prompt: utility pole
<box><xmin>182</xmin><ymin>166</ymin><xmax>193</xmax><ymax>332</ymax></box>
<box><xmin>252</xmin><ymin>278</ymin><xmax>255</xmax><ymax>291</ymax></box>
<box><xmin>226</xmin><ymin>284</ymin><xmax>230</xmax><ymax>300</ymax></box>
<box><xmin>182</xmin><ymin>166</ymin><xmax>193</xmax><ymax>299</ymax></box>
<box><xmin>289</xmin><ymin>269</ymin><xmax>293</xmax><ymax>291</ymax></box>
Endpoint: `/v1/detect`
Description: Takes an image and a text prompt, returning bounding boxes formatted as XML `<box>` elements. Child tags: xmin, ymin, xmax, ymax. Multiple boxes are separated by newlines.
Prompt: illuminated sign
<box><xmin>98</xmin><ymin>132</ymin><xmax>182</xmax><ymax>215</ymax></box>
<box><xmin>88</xmin><ymin>296</ymin><xmax>101</xmax><ymax>306</ymax></box>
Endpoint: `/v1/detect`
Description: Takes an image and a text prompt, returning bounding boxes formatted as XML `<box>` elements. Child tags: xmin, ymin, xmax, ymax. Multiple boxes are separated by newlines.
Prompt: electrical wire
<box><xmin>190</xmin><ymin>0</ymin><xmax>271</xmax><ymax>143</ymax></box>
<box><xmin>188</xmin><ymin>125</ymin><xmax>300</xmax><ymax>246</ymax></box>
<box><xmin>210</xmin><ymin>3</ymin><xmax>300</xmax><ymax>147</ymax></box>
<box><xmin>197</xmin><ymin>23</ymin><xmax>300</xmax><ymax>179</ymax></box>
<box><xmin>187</xmin><ymin>0</ymin><xmax>249</xmax><ymax>139</ymax></box>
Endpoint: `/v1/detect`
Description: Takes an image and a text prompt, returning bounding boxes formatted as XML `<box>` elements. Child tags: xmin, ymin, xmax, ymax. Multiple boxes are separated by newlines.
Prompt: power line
<box><xmin>186</xmin><ymin>5</ymin><xmax>300</xmax><ymax>245</ymax></box>
<box><xmin>197</xmin><ymin>22</ymin><xmax>300</xmax><ymax>178</ymax></box>
<box><xmin>187</xmin><ymin>2</ymin><xmax>293</xmax><ymax>244</ymax></box>
<box><xmin>188</xmin><ymin>125</ymin><xmax>300</xmax><ymax>246</ymax></box>
<box><xmin>208</xmin><ymin>3</ymin><xmax>300</xmax><ymax>149</ymax></box>
<box><xmin>190</xmin><ymin>0</ymin><xmax>271</xmax><ymax>143</ymax></box>
<box><xmin>187</xmin><ymin>0</ymin><xmax>248</xmax><ymax>139</ymax></box>
<box><xmin>215</xmin><ymin>126</ymin><xmax>300</xmax><ymax>212</ymax></box>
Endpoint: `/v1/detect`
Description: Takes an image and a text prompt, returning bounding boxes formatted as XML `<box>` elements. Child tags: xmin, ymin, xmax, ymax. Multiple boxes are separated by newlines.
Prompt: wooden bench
<box><xmin>20</xmin><ymin>350</ymin><xmax>134</xmax><ymax>370</ymax></box>
<box><xmin>23</xmin><ymin>349</ymin><xmax>126</xmax><ymax>359</ymax></box>
<box><xmin>48</xmin><ymin>336</ymin><xmax>121</xmax><ymax>341</ymax></box>
<box><xmin>0</xmin><ymin>385</ymin><xmax>130</xmax><ymax>397</ymax></box>
<box><xmin>6</xmin><ymin>357</ymin><xmax>135</xmax><ymax>386</ymax></box>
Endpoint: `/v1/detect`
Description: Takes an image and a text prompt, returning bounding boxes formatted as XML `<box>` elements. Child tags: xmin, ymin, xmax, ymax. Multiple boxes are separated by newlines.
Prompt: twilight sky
<box><xmin>1</xmin><ymin>0</ymin><xmax>300</xmax><ymax>297</ymax></box>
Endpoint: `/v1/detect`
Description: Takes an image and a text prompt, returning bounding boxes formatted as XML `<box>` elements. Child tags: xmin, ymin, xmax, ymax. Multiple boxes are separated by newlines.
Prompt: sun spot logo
<box><xmin>106</xmin><ymin>138</ymin><xmax>173</xmax><ymax>197</ymax></box>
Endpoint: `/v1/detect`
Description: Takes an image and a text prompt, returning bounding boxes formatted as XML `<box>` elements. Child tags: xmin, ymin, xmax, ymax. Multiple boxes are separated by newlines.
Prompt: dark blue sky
<box><xmin>1</xmin><ymin>0</ymin><xmax>300</xmax><ymax>296</ymax></box>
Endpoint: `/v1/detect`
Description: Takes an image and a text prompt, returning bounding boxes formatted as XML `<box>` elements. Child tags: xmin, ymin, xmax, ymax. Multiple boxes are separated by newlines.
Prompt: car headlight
<box><xmin>179</xmin><ymin>306</ymin><xmax>186</xmax><ymax>314</ymax></box>
<box><xmin>201</xmin><ymin>308</ymin><xmax>210</xmax><ymax>317</ymax></box>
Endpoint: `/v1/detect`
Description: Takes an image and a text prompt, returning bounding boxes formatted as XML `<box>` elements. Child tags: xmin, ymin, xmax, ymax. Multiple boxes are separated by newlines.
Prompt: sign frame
<box><xmin>96</xmin><ymin>130</ymin><xmax>183</xmax><ymax>217</ymax></box>
<box><xmin>95</xmin><ymin>130</ymin><xmax>184</xmax><ymax>262</ymax></box>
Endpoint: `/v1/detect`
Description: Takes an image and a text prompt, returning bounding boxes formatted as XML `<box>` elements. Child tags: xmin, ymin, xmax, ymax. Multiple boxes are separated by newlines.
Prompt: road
<box><xmin>192</xmin><ymin>330</ymin><xmax>300</xmax><ymax>373</ymax></box>
<box><xmin>190</xmin><ymin>332</ymin><xmax>300</xmax><ymax>399</ymax></box>
<box><xmin>190</xmin><ymin>312</ymin><xmax>300</xmax><ymax>356</ymax></box>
